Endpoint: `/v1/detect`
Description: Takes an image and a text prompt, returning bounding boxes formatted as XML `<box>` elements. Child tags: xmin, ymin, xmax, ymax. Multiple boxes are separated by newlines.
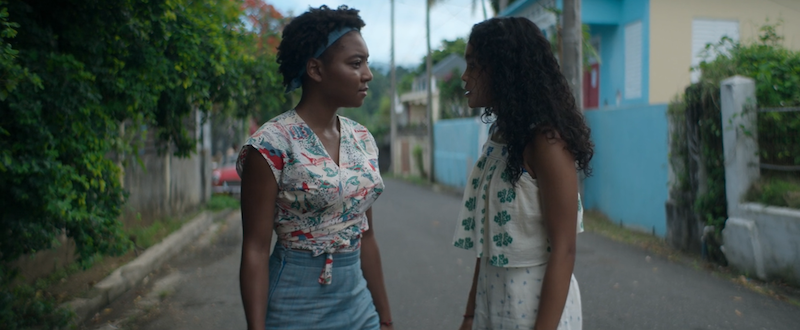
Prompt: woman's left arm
<box><xmin>361</xmin><ymin>207</ymin><xmax>394</xmax><ymax>329</ymax></box>
<box><xmin>526</xmin><ymin>132</ymin><xmax>579</xmax><ymax>330</ymax></box>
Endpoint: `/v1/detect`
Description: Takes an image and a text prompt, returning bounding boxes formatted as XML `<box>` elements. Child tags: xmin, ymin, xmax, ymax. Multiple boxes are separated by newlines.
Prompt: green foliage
<box><xmin>0</xmin><ymin>264</ymin><xmax>74</xmax><ymax>329</ymax></box>
<box><xmin>413</xmin><ymin>144</ymin><xmax>426</xmax><ymax>178</ymax></box>
<box><xmin>696</xmin><ymin>21</ymin><xmax>800</xmax><ymax>167</ymax></box>
<box><xmin>399</xmin><ymin>38</ymin><xmax>466</xmax><ymax>95</ymax></box>
<box><xmin>666</xmin><ymin>99</ymin><xmax>690</xmax><ymax>203</ymax></box>
<box><xmin>339</xmin><ymin>65</ymin><xmax>393</xmax><ymax>140</ymax></box>
<box><xmin>439</xmin><ymin>68</ymin><xmax>479</xmax><ymax>119</ymax></box>
<box><xmin>668</xmin><ymin>21</ymin><xmax>800</xmax><ymax>260</ymax></box>
<box><xmin>415</xmin><ymin>38</ymin><xmax>467</xmax><ymax>73</ymax></box>
<box><xmin>207</xmin><ymin>194</ymin><xmax>241</xmax><ymax>211</ymax></box>
<box><xmin>747</xmin><ymin>172</ymin><xmax>800</xmax><ymax>208</ymax></box>
<box><xmin>0</xmin><ymin>0</ymin><xmax>284</xmax><ymax>326</ymax></box>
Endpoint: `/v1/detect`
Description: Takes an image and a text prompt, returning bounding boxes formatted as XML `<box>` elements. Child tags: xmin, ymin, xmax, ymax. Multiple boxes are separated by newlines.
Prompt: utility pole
<box><xmin>390</xmin><ymin>0</ymin><xmax>397</xmax><ymax>175</ymax></box>
<box><xmin>562</xmin><ymin>0</ymin><xmax>583</xmax><ymax>110</ymax></box>
<box><xmin>426</xmin><ymin>0</ymin><xmax>434</xmax><ymax>183</ymax></box>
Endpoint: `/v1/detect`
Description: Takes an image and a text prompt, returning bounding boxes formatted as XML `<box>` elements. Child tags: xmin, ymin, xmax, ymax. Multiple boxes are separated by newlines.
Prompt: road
<box><xmin>91</xmin><ymin>178</ymin><xmax>800</xmax><ymax>330</ymax></box>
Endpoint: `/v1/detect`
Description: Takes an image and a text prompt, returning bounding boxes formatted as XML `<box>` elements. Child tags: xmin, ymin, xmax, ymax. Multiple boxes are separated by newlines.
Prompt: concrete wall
<box><xmin>433</xmin><ymin>117</ymin><xmax>491</xmax><ymax>189</ymax></box>
<box><xmin>724</xmin><ymin>204</ymin><xmax>800</xmax><ymax>284</ymax></box>
<box><xmin>583</xmin><ymin>104</ymin><xmax>670</xmax><ymax>236</ymax></box>
<box><xmin>392</xmin><ymin>132</ymin><xmax>430</xmax><ymax>179</ymax></box>
<box><xmin>121</xmin><ymin>130</ymin><xmax>210</xmax><ymax>227</ymax></box>
<box><xmin>718</xmin><ymin>76</ymin><xmax>800</xmax><ymax>284</ymax></box>
<box><xmin>649</xmin><ymin>0</ymin><xmax>800</xmax><ymax>104</ymax></box>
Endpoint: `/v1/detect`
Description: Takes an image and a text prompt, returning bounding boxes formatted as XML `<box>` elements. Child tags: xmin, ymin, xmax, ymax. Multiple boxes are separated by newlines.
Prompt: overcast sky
<box><xmin>270</xmin><ymin>0</ymin><xmax>491</xmax><ymax>68</ymax></box>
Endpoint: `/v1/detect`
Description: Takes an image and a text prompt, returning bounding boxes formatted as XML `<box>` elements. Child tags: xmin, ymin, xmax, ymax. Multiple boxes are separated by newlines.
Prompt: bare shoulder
<box><xmin>524</xmin><ymin>129</ymin><xmax>573</xmax><ymax>168</ymax></box>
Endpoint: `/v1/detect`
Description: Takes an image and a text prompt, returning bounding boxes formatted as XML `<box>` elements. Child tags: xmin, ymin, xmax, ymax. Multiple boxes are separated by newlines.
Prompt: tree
<box><xmin>0</xmin><ymin>0</ymin><xmax>284</xmax><ymax>327</ymax></box>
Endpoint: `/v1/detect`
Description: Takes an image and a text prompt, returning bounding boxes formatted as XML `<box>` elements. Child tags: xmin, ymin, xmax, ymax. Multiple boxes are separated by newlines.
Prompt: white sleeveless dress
<box><xmin>453</xmin><ymin>135</ymin><xmax>583</xmax><ymax>330</ymax></box>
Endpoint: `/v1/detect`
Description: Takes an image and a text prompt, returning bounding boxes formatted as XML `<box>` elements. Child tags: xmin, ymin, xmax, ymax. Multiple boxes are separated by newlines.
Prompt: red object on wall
<box><xmin>583</xmin><ymin>63</ymin><xmax>599</xmax><ymax>109</ymax></box>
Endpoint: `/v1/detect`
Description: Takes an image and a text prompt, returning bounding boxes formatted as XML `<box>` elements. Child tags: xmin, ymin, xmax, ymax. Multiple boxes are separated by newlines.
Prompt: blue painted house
<box><xmin>494</xmin><ymin>0</ymin><xmax>800</xmax><ymax>236</ymax></box>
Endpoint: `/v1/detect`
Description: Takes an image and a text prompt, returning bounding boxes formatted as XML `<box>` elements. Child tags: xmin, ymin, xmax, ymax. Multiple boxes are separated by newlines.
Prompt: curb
<box><xmin>63</xmin><ymin>208</ymin><xmax>237</xmax><ymax>326</ymax></box>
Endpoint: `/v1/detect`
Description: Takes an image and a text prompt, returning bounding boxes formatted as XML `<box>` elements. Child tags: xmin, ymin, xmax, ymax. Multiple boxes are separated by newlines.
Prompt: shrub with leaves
<box><xmin>0</xmin><ymin>0</ymin><xmax>284</xmax><ymax>327</ymax></box>
<box><xmin>668</xmin><ymin>21</ymin><xmax>800</xmax><ymax>261</ymax></box>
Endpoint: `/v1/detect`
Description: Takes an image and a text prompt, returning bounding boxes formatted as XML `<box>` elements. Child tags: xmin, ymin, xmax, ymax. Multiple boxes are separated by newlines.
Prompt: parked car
<box><xmin>212</xmin><ymin>155</ymin><xmax>241</xmax><ymax>195</ymax></box>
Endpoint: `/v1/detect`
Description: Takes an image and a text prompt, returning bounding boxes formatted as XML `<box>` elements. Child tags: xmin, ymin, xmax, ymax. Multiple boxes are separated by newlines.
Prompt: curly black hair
<box><xmin>469</xmin><ymin>17</ymin><xmax>594</xmax><ymax>186</ymax></box>
<box><xmin>276</xmin><ymin>5</ymin><xmax>365</xmax><ymax>88</ymax></box>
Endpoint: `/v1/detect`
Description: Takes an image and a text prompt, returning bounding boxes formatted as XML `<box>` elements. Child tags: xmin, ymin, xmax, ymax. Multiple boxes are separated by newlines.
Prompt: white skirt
<box><xmin>473</xmin><ymin>257</ymin><xmax>582</xmax><ymax>330</ymax></box>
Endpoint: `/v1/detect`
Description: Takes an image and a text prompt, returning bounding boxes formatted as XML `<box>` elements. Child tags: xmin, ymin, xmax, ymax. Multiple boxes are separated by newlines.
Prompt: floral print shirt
<box><xmin>453</xmin><ymin>135</ymin><xmax>583</xmax><ymax>268</ymax></box>
<box><xmin>237</xmin><ymin>110</ymin><xmax>384</xmax><ymax>284</ymax></box>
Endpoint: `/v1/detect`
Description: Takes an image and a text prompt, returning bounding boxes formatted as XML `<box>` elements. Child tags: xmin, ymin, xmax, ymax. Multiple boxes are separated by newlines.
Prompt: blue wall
<box><xmin>434</xmin><ymin>118</ymin><xmax>490</xmax><ymax>189</ymax></box>
<box><xmin>583</xmin><ymin>104</ymin><xmax>669</xmax><ymax>236</ymax></box>
<box><xmin>584</xmin><ymin>0</ymin><xmax>622</xmax><ymax>24</ymax></box>
<box><xmin>589</xmin><ymin>0</ymin><xmax>650</xmax><ymax>107</ymax></box>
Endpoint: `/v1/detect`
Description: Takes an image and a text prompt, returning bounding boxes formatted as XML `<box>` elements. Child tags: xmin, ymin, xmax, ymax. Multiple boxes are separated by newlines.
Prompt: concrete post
<box><xmin>720</xmin><ymin>76</ymin><xmax>759</xmax><ymax>218</ymax></box>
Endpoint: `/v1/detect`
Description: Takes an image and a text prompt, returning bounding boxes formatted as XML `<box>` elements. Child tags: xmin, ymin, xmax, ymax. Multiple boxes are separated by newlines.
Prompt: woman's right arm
<box><xmin>240</xmin><ymin>146</ymin><xmax>279</xmax><ymax>330</ymax></box>
<box><xmin>459</xmin><ymin>257</ymin><xmax>481</xmax><ymax>330</ymax></box>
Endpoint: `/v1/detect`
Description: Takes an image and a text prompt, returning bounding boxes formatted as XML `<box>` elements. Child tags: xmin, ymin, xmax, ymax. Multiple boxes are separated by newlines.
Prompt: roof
<box><xmin>416</xmin><ymin>53</ymin><xmax>466</xmax><ymax>81</ymax></box>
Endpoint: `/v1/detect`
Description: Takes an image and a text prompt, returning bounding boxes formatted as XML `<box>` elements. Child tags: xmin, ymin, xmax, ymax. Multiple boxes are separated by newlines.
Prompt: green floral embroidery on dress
<box><xmin>497</xmin><ymin>188</ymin><xmax>516</xmax><ymax>203</ymax></box>
<box><xmin>493</xmin><ymin>210</ymin><xmax>511</xmax><ymax>226</ymax></box>
<box><xmin>465</xmin><ymin>197</ymin><xmax>477</xmax><ymax>211</ymax></box>
<box><xmin>476</xmin><ymin>158</ymin><xmax>486</xmax><ymax>170</ymax></box>
<box><xmin>454</xmin><ymin>237</ymin><xmax>474</xmax><ymax>249</ymax></box>
<box><xmin>492</xmin><ymin>232</ymin><xmax>513</xmax><ymax>247</ymax></box>
<box><xmin>490</xmin><ymin>254</ymin><xmax>509</xmax><ymax>266</ymax></box>
<box><xmin>501</xmin><ymin>169</ymin><xmax>510</xmax><ymax>183</ymax></box>
<box><xmin>462</xmin><ymin>217</ymin><xmax>475</xmax><ymax>231</ymax></box>
<box><xmin>472</xmin><ymin>178</ymin><xmax>480</xmax><ymax>189</ymax></box>
<box><xmin>486</xmin><ymin>164</ymin><xmax>497</xmax><ymax>180</ymax></box>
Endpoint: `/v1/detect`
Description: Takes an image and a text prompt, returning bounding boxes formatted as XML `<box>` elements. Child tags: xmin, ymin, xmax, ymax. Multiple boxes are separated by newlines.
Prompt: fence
<box><xmin>433</xmin><ymin>118</ymin><xmax>490</xmax><ymax>189</ymax></box>
<box><xmin>756</xmin><ymin>106</ymin><xmax>800</xmax><ymax>172</ymax></box>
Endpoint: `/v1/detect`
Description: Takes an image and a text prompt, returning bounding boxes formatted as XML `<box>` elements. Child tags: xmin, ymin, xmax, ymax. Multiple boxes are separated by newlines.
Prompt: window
<box><xmin>624</xmin><ymin>20</ymin><xmax>642</xmax><ymax>100</ymax></box>
<box><xmin>691</xmin><ymin>19</ymin><xmax>739</xmax><ymax>83</ymax></box>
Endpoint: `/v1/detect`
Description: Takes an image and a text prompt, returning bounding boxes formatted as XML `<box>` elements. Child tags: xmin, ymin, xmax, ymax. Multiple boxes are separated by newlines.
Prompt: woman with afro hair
<box><xmin>237</xmin><ymin>5</ymin><xmax>393</xmax><ymax>330</ymax></box>
<box><xmin>452</xmin><ymin>17</ymin><xmax>593</xmax><ymax>330</ymax></box>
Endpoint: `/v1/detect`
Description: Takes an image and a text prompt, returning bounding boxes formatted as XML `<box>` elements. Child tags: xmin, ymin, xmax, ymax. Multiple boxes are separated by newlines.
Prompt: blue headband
<box><xmin>285</xmin><ymin>27</ymin><xmax>358</xmax><ymax>93</ymax></box>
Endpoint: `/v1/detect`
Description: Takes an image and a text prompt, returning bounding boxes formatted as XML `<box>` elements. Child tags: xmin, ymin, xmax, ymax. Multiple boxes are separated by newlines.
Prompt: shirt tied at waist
<box><xmin>275</xmin><ymin>217</ymin><xmax>364</xmax><ymax>285</ymax></box>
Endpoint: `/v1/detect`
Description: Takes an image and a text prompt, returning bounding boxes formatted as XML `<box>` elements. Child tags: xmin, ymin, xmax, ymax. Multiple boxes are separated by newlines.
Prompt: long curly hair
<box><xmin>276</xmin><ymin>5</ymin><xmax>365</xmax><ymax>87</ymax></box>
<box><xmin>469</xmin><ymin>17</ymin><xmax>594</xmax><ymax>186</ymax></box>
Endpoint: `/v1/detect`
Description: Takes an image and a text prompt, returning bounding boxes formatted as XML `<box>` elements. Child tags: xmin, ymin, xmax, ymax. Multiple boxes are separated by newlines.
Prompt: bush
<box><xmin>208</xmin><ymin>194</ymin><xmax>241</xmax><ymax>211</ymax></box>
<box><xmin>0</xmin><ymin>0</ymin><xmax>284</xmax><ymax>326</ymax></box>
<box><xmin>668</xmin><ymin>21</ymin><xmax>800</xmax><ymax>261</ymax></box>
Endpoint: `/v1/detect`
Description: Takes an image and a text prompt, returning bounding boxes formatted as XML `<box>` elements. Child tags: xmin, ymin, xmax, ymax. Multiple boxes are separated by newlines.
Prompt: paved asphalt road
<box><xmin>93</xmin><ymin>178</ymin><xmax>800</xmax><ymax>330</ymax></box>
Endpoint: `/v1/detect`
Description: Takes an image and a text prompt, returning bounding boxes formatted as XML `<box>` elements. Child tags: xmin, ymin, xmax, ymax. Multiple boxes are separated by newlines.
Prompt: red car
<box><xmin>212</xmin><ymin>156</ymin><xmax>241</xmax><ymax>195</ymax></box>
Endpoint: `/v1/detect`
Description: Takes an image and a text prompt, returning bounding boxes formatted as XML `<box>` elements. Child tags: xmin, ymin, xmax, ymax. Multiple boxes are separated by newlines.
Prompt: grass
<box><xmin>583</xmin><ymin>211</ymin><xmax>678</xmax><ymax>260</ymax></box>
<box><xmin>746</xmin><ymin>171</ymin><xmax>800</xmax><ymax>208</ymax></box>
<box><xmin>126</xmin><ymin>211</ymin><xmax>201</xmax><ymax>249</ymax></box>
<box><xmin>3</xmin><ymin>196</ymin><xmax>242</xmax><ymax>329</ymax></box>
<box><xmin>207</xmin><ymin>194</ymin><xmax>241</xmax><ymax>211</ymax></box>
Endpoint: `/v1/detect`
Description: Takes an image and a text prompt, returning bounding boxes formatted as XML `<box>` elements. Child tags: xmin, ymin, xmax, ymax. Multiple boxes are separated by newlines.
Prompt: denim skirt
<box><xmin>265</xmin><ymin>246</ymin><xmax>380</xmax><ymax>330</ymax></box>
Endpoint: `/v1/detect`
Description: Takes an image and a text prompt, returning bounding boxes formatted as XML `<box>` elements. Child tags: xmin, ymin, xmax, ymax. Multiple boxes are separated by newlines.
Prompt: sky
<box><xmin>269</xmin><ymin>0</ymin><xmax>491</xmax><ymax>68</ymax></box>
